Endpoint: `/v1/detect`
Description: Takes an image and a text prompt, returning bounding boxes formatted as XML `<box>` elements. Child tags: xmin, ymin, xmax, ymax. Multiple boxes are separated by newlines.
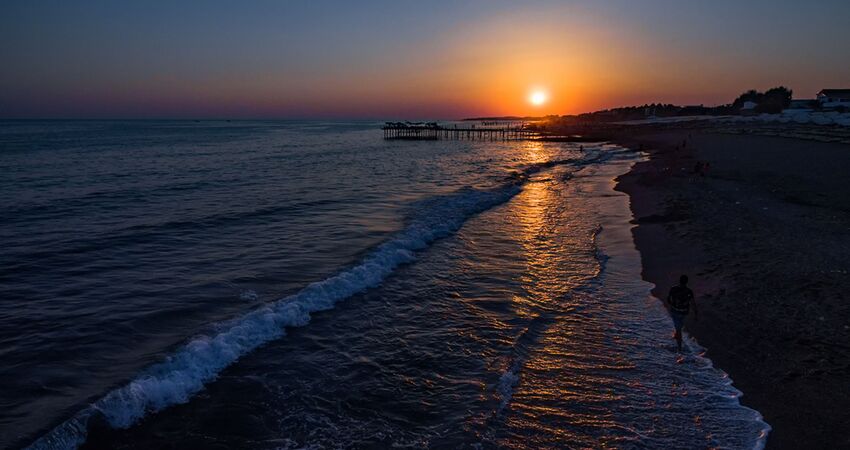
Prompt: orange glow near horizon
<box><xmin>16</xmin><ymin>10</ymin><xmax>750</xmax><ymax>119</ymax></box>
<box><xmin>4</xmin><ymin>3</ymin><xmax>850</xmax><ymax>119</ymax></box>
<box><xmin>152</xmin><ymin>12</ymin><xmax>642</xmax><ymax>118</ymax></box>
<box><xmin>387</xmin><ymin>13</ymin><xmax>645</xmax><ymax>118</ymax></box>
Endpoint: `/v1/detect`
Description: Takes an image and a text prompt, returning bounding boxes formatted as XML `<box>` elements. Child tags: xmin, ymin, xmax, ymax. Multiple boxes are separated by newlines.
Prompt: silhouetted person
<box><xmin>666</xmin><ymin>274</ymin><xmax>698</xmax><ymax>352</ymax></box>
<box><xmin>693</xmin><ymin>161</ymin><xmax>704</xmax><ymax>176</ymax></box>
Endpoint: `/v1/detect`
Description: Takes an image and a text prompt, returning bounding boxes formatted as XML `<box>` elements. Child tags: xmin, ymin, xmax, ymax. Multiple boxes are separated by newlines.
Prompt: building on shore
<box><xmin>816</xmin><ymin>89</ymin><xmax>850</xmax><ymax>109</ymax></box>
<box><xmin>740</xmin><ymin>100</ymin><xmax>758</xmax><ymax>116</ymax></box>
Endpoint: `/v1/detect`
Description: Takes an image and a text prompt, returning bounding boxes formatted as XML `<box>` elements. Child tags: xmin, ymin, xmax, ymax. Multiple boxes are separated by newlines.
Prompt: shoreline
<box><xmin>596</xmin><ymin>152</ymin><xmax>771</xmax><ymax>448</ymax></box>
<box><xmin>608</xmin><ymin>126</ymin><xmax>850</xmax><ymax>449</ymax></box>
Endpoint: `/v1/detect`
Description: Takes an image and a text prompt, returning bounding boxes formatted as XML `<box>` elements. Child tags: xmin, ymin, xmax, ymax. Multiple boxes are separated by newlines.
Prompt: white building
<box><xmin>740</xmin><ymin>101</ymin><xmax>758</xmax><ymax>115</ymax></box>
<box><xmin>817</xmin><ymin>89</ymin><xmax>850</xmax><ymax>109</ymax></box>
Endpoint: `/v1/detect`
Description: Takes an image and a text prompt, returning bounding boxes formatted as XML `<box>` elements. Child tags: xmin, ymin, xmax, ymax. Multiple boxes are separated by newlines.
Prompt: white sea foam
<box><xmin>680</xmin><ymin>334</ymin><xmax>771</xmax><ymax>450</ymax></box>
<box><xmin>496</xmin><ymin>359</ymin><xmax>522</xmax><ymax>412</ymax></box>
<box><xmin>27</xmin><ymin>184</ymin><xmax>521</xmax><ymax>450</ymax></box>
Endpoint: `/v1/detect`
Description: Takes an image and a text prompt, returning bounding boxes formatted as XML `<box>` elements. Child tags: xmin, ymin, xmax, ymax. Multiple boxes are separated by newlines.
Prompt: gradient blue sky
<box><xmin>2</xmin><ymin>0</ymin><xmax>849</xmax><ymax>119</ymax></box>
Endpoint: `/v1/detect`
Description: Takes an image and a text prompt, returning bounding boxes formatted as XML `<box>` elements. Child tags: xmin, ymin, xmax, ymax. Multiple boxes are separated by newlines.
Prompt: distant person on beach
<box><xmin>666</xmin><ymin>275</ymin><xmax>698</xmax><ymax>352</ymax></box>
<box><xmin>693</xmin><ymin>161</ymin><xmax>703</xmax><ymax>176</ymax></box>
<box><xmin>693</xmin><ymin>161</ymin><xmax>709</xmax><ymax>177</ymax></box>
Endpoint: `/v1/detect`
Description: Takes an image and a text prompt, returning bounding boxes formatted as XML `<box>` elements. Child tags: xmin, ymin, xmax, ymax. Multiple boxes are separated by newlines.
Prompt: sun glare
<box><xmin>530</xmin><ymin>90</ymin><xmax>547</xmax><ymax>106</ymax></box>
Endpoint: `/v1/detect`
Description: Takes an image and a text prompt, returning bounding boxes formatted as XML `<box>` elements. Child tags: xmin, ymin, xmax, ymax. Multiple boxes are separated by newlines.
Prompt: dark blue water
<box><xmin>0</xmin><ymin>121</ymin><xmax>768</xmax><ymax>449</ymax></box>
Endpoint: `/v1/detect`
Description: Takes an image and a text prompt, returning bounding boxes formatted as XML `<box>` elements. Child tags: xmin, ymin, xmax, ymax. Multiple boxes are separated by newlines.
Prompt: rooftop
<box><xmin>817</xmin><ymin>89</ymin><xmax>850</xmax><ymax>98</ymax></box>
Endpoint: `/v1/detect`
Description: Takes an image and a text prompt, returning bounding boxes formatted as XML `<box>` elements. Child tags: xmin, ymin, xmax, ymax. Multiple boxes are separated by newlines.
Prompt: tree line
<box><xmin>731</xmin><ymin>86</ymin><xmax>792</xmax><ymax>114</ymax></box>
<box><xmin>570</xmin><ymin>86</ymin><xmax>795</xmax><ymax>122</ymax></box>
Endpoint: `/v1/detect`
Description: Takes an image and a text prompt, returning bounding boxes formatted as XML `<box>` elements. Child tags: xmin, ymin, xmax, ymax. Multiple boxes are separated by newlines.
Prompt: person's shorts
<box><xmin>671</xmin><ymin>311</ymin><xmax>687</xmax><ymax>331</ymax></box>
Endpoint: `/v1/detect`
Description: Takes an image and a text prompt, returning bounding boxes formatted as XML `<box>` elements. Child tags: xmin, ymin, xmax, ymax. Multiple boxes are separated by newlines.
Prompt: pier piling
<box><xmin>382</xmin><ymin>122</ymin><xmax>536</xmax><ymax>141</ymax></box>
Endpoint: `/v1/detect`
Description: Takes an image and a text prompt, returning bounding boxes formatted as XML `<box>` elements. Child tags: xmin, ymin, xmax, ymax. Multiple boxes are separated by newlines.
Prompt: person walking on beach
<box><xmin>666</xmin><ymin>275</ymin><xmax>698</xmax><ymax>352</ymax></box>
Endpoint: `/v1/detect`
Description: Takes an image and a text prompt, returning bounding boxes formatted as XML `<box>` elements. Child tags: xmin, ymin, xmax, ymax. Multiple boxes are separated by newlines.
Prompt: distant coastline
<box><xmin>461</xmin><ymin>115</ymin><xmax>546</xmax><ymax>121</ymax></box>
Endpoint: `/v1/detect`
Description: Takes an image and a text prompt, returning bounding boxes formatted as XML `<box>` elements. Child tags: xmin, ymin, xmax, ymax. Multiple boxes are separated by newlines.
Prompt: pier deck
<box><xmin>382</xmin><ymin>122</ymin><xmax>537</xmax><ymax>140</ymax></box>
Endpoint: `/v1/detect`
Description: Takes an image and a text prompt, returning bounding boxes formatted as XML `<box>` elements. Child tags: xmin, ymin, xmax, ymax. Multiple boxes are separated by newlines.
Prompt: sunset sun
<box><xmin>530</xmin><ymin>90</ymin><xmax>547</xmax><ymax>106</ymax></box>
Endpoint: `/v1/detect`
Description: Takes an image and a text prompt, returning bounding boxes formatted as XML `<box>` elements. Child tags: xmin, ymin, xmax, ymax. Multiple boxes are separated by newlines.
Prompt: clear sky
<box><xmin>2</xmin><ymin>0</ymin><xmax>849</xmax><ymax>119</ymax></box>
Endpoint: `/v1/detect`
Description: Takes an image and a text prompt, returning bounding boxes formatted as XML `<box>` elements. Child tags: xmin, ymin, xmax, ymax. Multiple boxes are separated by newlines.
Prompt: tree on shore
<box><xmin>758</xmin><ymin>86</ymin><xmax>793</xmax><ymax>113</ymax></box>
<box><xmin>732</xmin><ymin>89</ymin><xmax>762</xmax><ymax>110</ymax></box>
<box><xmin>731</xmin><ymin>87</ymin><xmax>792</xmax><ymax>114</ymax></box>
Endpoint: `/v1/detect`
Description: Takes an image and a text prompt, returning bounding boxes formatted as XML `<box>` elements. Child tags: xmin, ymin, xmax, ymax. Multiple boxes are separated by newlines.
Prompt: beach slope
<box><xmin>614</xmin><ymin>129</ymin><xmax>850</xmax><ymax>449</ymax></box>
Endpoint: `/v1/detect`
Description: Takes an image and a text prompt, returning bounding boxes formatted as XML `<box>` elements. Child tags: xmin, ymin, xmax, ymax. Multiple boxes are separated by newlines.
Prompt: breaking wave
<box><xmin>27</xmin><ymin>183</ymin><xmax>524</xmax><ymax>450</ymax></box>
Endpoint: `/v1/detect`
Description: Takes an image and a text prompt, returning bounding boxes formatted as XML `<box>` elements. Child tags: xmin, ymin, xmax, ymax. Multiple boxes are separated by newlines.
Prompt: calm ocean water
<box><xmin>1</xmin><ymin>120</ymin><xmax>768</xmax><ymax>449</ymax></box>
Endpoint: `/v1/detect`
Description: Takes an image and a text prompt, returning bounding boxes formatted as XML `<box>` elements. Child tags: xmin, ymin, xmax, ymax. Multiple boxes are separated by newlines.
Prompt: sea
<box><xmin>0</xmin><ymin>120</ymin><xmax>769</xmax><ymax>449</ymax></box>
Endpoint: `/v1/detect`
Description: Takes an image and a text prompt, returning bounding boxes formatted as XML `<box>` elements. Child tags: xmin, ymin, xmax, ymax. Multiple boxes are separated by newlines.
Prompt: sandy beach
<box><xmin>611</xmin><ymin>126</ymin><xmax>850</xmax><ymax>449</ymax></box>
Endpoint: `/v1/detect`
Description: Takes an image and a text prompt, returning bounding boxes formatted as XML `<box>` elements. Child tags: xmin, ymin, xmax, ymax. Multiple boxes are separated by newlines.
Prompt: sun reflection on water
<box><xmin>494</xmin><ymin>144</ymin><xmax>642</xmax><ymax>448</ymax></box>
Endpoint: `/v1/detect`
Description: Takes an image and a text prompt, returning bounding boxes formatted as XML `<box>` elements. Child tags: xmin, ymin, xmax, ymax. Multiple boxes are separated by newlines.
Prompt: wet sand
<box><xmin>611</xmin><ymin>129</ymin><xmax>850</xmax><ymax>449</ymax></box>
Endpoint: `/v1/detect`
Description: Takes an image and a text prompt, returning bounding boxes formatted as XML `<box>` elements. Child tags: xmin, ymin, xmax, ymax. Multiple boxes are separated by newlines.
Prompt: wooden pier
<box><xmin>382</xmin><ymin>122</ymin><xmax>537</xmax><ymax>140</ymax></box>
